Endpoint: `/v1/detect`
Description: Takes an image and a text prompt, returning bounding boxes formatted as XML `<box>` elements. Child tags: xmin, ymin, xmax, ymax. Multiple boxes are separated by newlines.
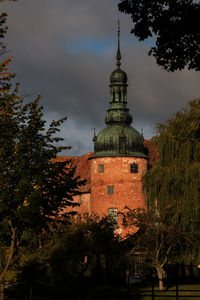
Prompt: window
<box><xmin>119</xmin><ymin>137</ymin><xmax>126</xmax><ymax>154</ymax></box>
<box><xmin>107</xmin><ymin>185</ymin><xmax>114</xmax><ymax>194</ymax></box>
<box><xmin>108</xmin><ymin>208</ymin><xmax>118</xmax><ymax>225</ymax></box>
<box><xmin>130</xmin><ymin>258</ymin><xmax>145</xmax><ymax>277</ymax></box>
<box><xmin>98</xmin><ymin>164</ymin><xmax>104</xmax><ymax>173</ymax></box>
<box><xmin>130</xmin><ymin>163</ymin><xmax>138</xmax><ymax>173</ymax></box>
<box><xmin>118</xmin><ymin>91</ymin><xmax>121</xmax><ymax>102</ymax></box>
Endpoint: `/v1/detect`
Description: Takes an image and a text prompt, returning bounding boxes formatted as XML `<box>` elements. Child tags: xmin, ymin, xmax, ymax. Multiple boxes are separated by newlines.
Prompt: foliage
<box><xmin>0</xmin><ymin>57</ymin><xmax>85</xmax><ymax>282</ymax></box>
<box><xmin>0</xmin><ymin>0</ymin><xmax>17</xmax><ymax>55</ymax></box>
<box><xmin>121</xmin><ymin>207</ymin><xmax>194</xmax><ymax>290</ymax></box>
<box><xmin>119</xmin><ymin>99</ymin><xmax>200</xmax><ymax>290</ymax></box>
<box><xmin>118</xmin><ymin>0</ymin><xmax>200</xmax><ymax>71</ymax></box>
<box><xmin>143</xmin><ymin>99</ymin><xmax>200</xmax><ymax>234</ymax></box>
<box><xmin>0</xmin><ymin>0</ymin><xmax>86</xmax><ymax>289</ymax></box>
<box><xmin>34</xmin><ymin>215</ymin><xmax>116</xmax><ymax>281</ymax></box>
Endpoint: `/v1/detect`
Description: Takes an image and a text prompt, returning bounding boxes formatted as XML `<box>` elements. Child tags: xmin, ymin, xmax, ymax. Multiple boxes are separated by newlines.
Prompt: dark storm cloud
<box><xmin>124</xmin><ymin>45</ymin><xmax>200</xmax><ymax>126</ymax></box>
<box><xmin>1</xmin><ymin>0</ymin><xmax>200</xmax><ymax>155</ymax></box>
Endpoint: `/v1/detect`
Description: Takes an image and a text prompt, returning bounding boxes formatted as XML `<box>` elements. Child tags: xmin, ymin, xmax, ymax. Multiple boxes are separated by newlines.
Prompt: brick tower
<box><xmin>90</xmin><ymin>22</ymin><xmax>147</xmax><ymax>225</ymax></box>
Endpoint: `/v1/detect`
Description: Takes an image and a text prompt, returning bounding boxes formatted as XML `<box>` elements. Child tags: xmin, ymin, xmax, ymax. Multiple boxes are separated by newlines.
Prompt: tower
<box><xmin>90</xmin><ymin>23</ymin><xmax>147</xmax><ymax>224</ymax></box>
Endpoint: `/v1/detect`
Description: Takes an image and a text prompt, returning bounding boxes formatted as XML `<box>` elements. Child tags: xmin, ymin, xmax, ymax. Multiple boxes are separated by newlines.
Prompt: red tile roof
<box><xmin>53</xmin><ymin>152</ymin><xmax>93</xmax><ymax>194</ymax></box>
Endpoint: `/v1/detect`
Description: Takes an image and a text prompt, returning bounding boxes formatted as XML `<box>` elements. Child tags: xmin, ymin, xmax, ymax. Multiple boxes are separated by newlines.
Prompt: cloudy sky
<box><xmin>1</xmin><ymin>0</ymin><xmax>200</xmax><ymax>156</ymax></box>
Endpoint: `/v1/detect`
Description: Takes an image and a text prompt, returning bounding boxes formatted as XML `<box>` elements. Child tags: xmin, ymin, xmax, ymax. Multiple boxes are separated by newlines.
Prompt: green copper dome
<box><xmin>110</xmin><ymin>68</ymin><xmax>127</xmax><ymax>84</ymax></box>
<box><xmin>93</xmin><ymin>125</ymin><xmax>146</xmax><ymax>158</ymax></box>
<box><xmin>90</xmin><ymin>24</ymin><xmax>147</xmax><ymax>160</ymax></box>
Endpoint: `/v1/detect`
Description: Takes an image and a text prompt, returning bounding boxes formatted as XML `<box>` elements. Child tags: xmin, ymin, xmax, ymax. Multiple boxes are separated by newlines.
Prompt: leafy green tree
<box><xmin>0</xmin><ymin>2</ymin><xmax>84</xmax><ymax>299</ymax></box>
<box><xmin>38</xmin><ymin>215</ymin><xmax>116</xmax><ymax>281</ymax></box>
<box><xmin>143</xmin><ymin>98</ymin><xmax>200</xmax><ymax>233</ymax></box>
<box><xmin>118</xmin><ymin>0</ymin><xmax>200</xmax><ymax>71</ymax></box>
<box><xmin>120</xmin><ymin>99</ymin><xmax>200</xmax><ymax>291</ymax></box>
<box><xmin>121</xmin><ymin>207</ymin><xmax>194</xmax><ymax>291</ymax></box>
<box><xmin>0</xmin><ymin>57</ymin><xmax>85</xmax><ymax>296</ymax></box>
<box><xmin>7</xmin><ymin>216</ymin><xmax>115</xmax><ymax>298</ymax></box>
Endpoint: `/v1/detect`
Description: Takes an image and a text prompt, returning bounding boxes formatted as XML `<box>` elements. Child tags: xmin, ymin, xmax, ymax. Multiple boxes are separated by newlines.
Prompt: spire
<box><xmin>116</xmin><ymin>20</ymin><xmax>121</xmax><ymax>68</ymax></box>
<box><xmin>90</xmin><ymin>21</ymin><xmax>147</xmax><ymax>160</ymax></box>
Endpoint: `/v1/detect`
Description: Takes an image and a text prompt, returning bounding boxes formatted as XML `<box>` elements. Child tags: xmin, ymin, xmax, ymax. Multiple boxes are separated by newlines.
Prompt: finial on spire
<box><xmin>92</xmin><ymin>128</ymin><xmax>97</xmax><ymax>142</ymax></box>
<box><xmin>141</xmin><ymin>128</ymin><xmax>144</xmax><ymax>138</ymax></box>
<box><xmin>116</xmin><ymin>20</ymin><xmax>121</xmax><ymax>68</ymax></box>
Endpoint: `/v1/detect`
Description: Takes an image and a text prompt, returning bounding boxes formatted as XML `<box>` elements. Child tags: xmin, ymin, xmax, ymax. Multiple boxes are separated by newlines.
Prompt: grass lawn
<box><xmin>91</xmin><ymin>282</ymin><xmax>200</xmax><ymax>300</ymax></box>
<box><xmin>127</xmin><ymin>283</ymin><xmax>200</xmax><ymax>300</ymax></box>
<box><xmin>5</xmin><ymin>279</ymin><xmax>200</xmax><ymax>299</ymax></box>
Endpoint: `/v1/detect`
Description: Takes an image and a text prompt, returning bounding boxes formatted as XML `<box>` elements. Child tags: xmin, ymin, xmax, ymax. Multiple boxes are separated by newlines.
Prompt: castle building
<box><xmin>58</xmin><ymin>25</ymin><xmax>151</xmax><ymax>226</ymax></box>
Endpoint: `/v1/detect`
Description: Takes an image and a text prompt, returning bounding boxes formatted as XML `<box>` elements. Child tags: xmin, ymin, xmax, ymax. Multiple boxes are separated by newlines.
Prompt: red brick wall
<box><xmin>90</xmin><ymin>157</ymin><xmax>147</xmax><ymax>217</ymax></box>
<box><xmin>73</xmin><ymin>193</ymin><xmax>91</xmax><ymax>215</ymax></box>
<box><xmin>61</xmin><ymin>193</ymin><xmax>91</xmax><ymax>218</ymax></box>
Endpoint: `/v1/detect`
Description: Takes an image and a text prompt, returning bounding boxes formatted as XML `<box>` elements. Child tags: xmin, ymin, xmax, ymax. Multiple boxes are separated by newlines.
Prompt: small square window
<box><xmin>108</xmin><ymin>208</ymin><xmax>118</xmax><ymax>225</ymax></box>
<box><xmin>107</xmin><ymin>185</ymin><xmax>114</xmax><ymax>194</ymax></box>
<box><xmin>98</xmin><ymin>164</ymin><xmax>104</xmax><ymax>173</ymax></box>
<box><xmin>130</xmin><ymin>163</ymin><xmax>138</xmax><ymax>173</ymax></box>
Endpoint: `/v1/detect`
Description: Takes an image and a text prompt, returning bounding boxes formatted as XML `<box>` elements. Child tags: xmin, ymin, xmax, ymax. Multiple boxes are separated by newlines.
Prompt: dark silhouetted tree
<box><xmin>39</xmin><ymin>215</ymin><xmax>116</xmax><ymax>281</ymax></box>
<box><xmin>0</xmin><ymin>2</ymin><xmax>85</xmax><ymax>299</ymax></box>
<box><xmin>118</xmin><ymin>0</ymin><xmax>200</xmax><ymax>71</ymax></box>
<box><xmin>0</xmin><ymin>58</ymin><xmax>85</xmax><ymax>298</ymax></box>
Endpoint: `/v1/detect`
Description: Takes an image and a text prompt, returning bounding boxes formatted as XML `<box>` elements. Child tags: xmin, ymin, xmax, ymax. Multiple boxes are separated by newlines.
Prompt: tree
<box><xmin>0</xmin><ymin>0</ymin><xmax>17</xmax><ymax>55</ymax></box>
<box><xmin>118</xmin><ymin>0</ymin><xmax>200</xmax><ymax>71</ymax></box>
<box><xmin>121</xmin><ymin>207</ymin><xmax>193</xmax><ymax>291</ymax></box>
<box><xmin>0</xmin><ymin>1</ymin><xmax>85</xmax><ymax>298</ymax></box>
<box><xmin>143</xmin><ymin>98</ymin><xmax>200</xmax><ymax>234</ymax></box>
<box><xmin>119</xmin><ymin>99</ymin><xmax>200</xmax><ymax>290</ymax></box>
<box><xmin>5</xmin><ymin>215</ymin><xmax>117</xmax><ymax>299</ymax></box>
<box><xmin>40</xmin><ymin>215</ymin><xmax>116</xmax><ymax>281</ymax></box>
<box><xmin>0</xmin><ymin>57</ymin><xmax>85</xmax><ymax>298</ymax></box>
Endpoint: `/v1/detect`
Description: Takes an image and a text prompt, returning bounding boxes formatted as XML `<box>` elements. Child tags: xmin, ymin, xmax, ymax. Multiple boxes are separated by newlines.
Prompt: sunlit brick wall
<box><xmin>90</xmin><ymin>157</ymin><xmax>147</xmax><ymax>217</ymax></box>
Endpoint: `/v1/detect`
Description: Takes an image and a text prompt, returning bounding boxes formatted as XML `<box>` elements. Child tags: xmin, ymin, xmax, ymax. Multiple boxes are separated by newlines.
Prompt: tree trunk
<box><xmin>0</xmin><ymin>227</ymin><xmax>15</xmax><ymax>282</ymax></box>
<box><xmin>0</xmin><ymin>248</ymin><xmax>3</xmax><ymax>300</ymax></box>
<box><xmin>156</xmin><ymin>267</ymin><xmax>164</xmax><ymax>291</ymax></box>
<box><xmin>0</xmin><ymin>280</ymin><xmax>4</xmax><ymax>300</ymax></box>
<box><xmin>0</xmin><ymin>227</ymin><xmax>16</xmax><ymax>300</ymax></box>
<box><xmin>29</xmin><ymin>285</ymin><xmax>33</xmax><ymax>300</ymax></box>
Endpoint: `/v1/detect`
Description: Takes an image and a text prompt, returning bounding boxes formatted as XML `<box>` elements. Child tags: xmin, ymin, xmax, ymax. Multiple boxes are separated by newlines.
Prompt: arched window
<box><xmin>130</xmin><ymin>163</ymin><xmax>138</xmax><ymax>173</ymax></box>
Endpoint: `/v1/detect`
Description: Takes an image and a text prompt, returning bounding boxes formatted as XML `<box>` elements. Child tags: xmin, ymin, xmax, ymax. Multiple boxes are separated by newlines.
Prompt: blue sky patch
<box><xmin>65</xmin><ymin>38</ymin><xmax>116</xmax><ymax>55</ymax></box>
<box><xmin>64</xmin><ymin>35</ymin><xmax>155</xmax><ymax>56</ymax></box>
